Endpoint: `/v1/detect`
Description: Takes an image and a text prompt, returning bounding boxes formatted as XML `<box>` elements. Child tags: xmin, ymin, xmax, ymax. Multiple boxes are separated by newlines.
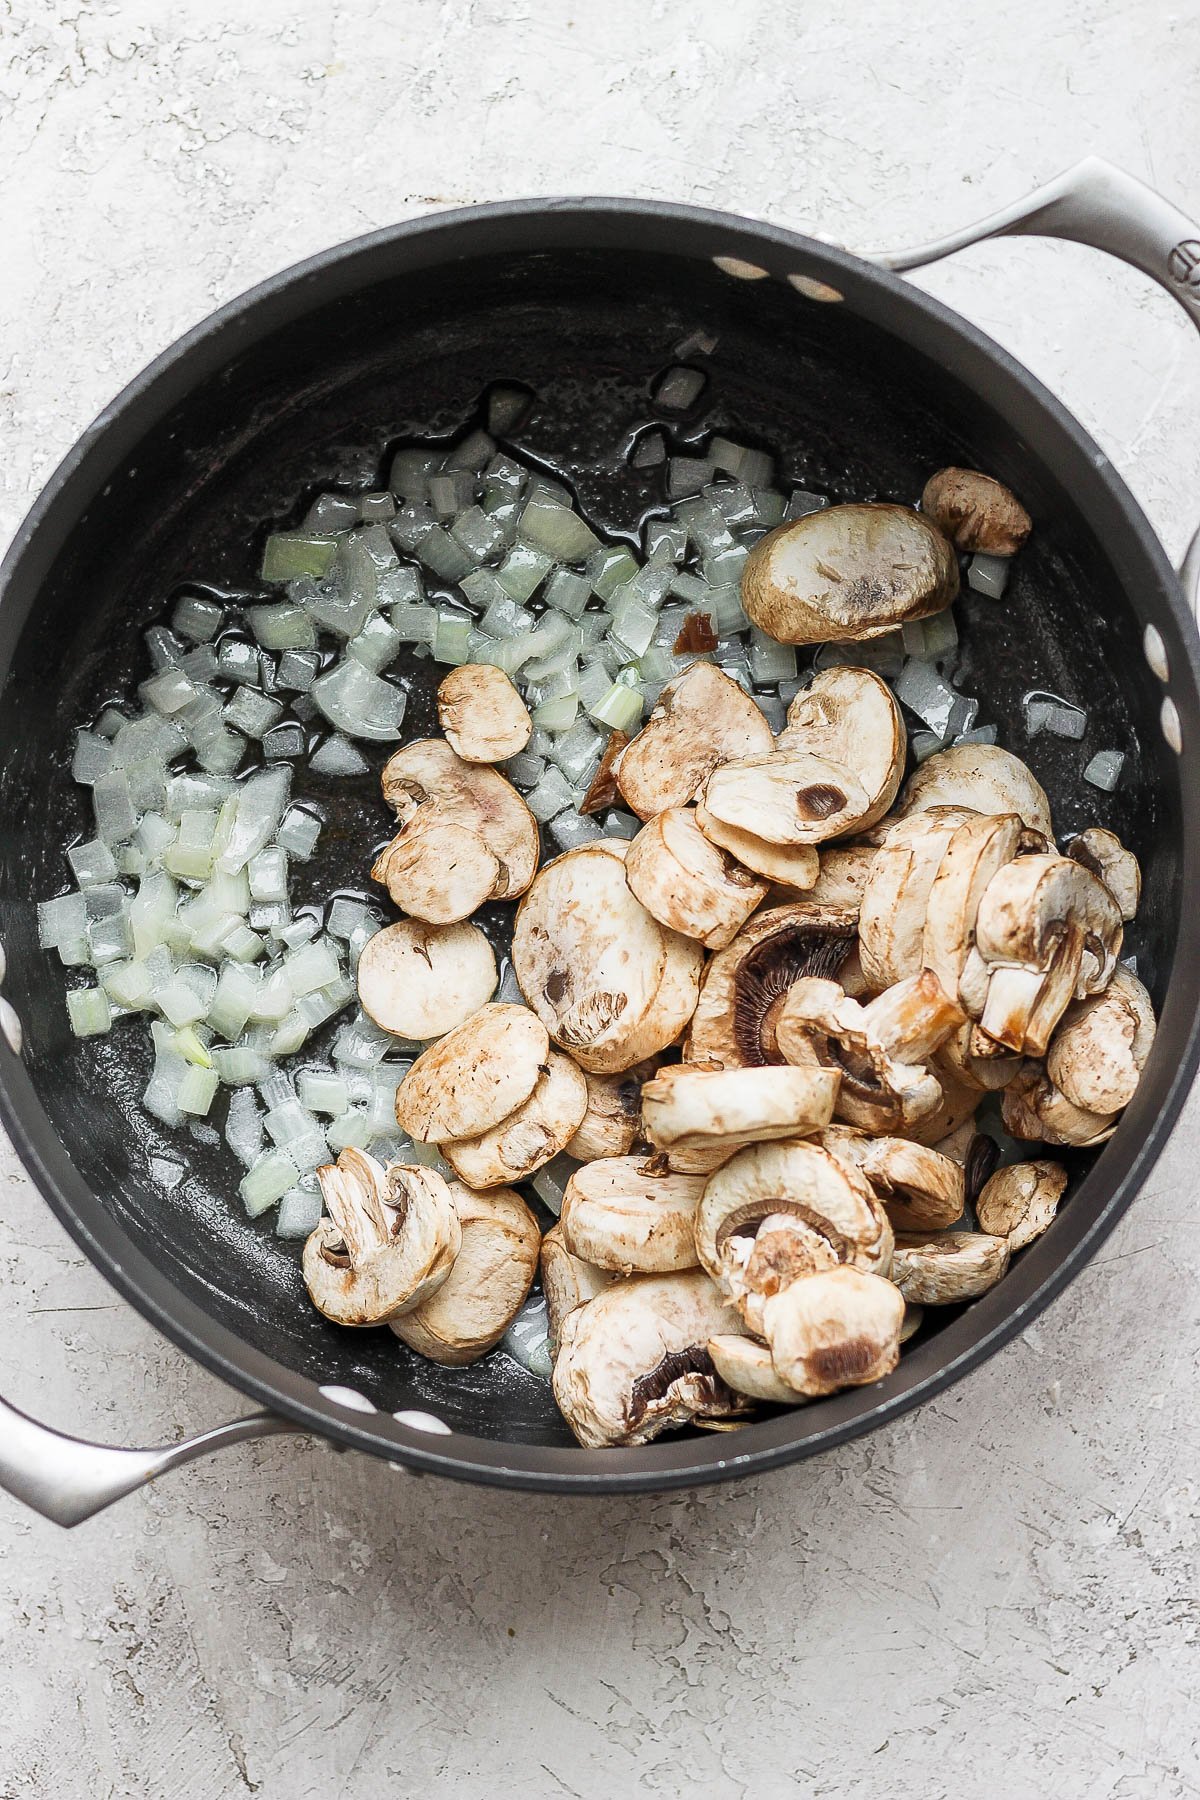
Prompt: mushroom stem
<box><xmin>860</xmin><ymin>970</ymin><xmax>965</xmax><ymax>1063</ymax></box>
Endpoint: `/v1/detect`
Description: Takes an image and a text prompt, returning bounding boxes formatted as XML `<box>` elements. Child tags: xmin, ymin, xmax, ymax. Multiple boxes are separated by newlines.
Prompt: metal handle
<box><xmin>869</xmin><ymin>155</ymin><xmax>1200</xmax><ymax>606</ymax></box>
<box><xmin>0</xmin><ymin>1392</ymin><xmax>299</xmax><ymax>1527</ymax></box>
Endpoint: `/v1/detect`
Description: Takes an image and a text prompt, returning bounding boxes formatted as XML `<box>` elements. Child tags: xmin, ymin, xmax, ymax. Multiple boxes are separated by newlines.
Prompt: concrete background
<box><xmin>2</xmin><ymin>3</ymin><xmax>1198</xmax><ymax>1795</ymax></box>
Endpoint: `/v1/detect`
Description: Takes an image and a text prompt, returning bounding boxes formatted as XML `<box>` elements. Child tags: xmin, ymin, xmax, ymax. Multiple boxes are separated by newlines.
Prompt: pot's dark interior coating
<box><xmin>0</xmin><ymin>245</ymin><xmax>1178</xmax><ymax>1447</ymax></box>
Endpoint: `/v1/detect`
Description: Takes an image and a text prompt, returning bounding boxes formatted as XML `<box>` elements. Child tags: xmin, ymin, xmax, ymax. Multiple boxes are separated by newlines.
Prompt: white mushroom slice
<box><xmin>923</xmin><ymin>813</ymin><xmax>1035</xmax><ymax>998</ymax></box>
<box><xmin>641</xmin><ymin>1064</ymin><xmax>840</xmax><ymax>1153</ymax></box>
<box><xmin>380</xmin><ymin>738</ymin><xmax>538</xmax><ymax>899</ymax></box>
<box><xmin>896</xmin><ymin>744</ymin><xmax>1053</xmax><ymax>838</ymax></box>
<box><xmin>905</xmin><ymin>1052</ymin><xmax>981</xmax><ymax>1145</ymax></box>
<box><xmin>372</xmin><ymin>819</ymin><xmax>500</xmax><ymax>923</ymax></box>
<box><xmin>686</xmin><ymin>902</ymin><xmax>860</xmax><ymax>1069</ymax></box>
<box><xmin>303</xmin><ymin>1150</ymin><xmax>462</xmax><ymax>1326</ymax></box>
<box><xmin>707</xmin><ymin>1333</ymin><xmax>804</xmax><ymax>1404</ymax></box>
<box><xmin>899</xmin><ymin>1303</ymin><xmax>924</xmax><ymax>1344</ymax></box>
<box><xmin>694</xmin><ymin>805</ymin><xmax>820</xmax><ymax>889</ymax></box>
<box><xmin>890</xmin><ymin>1231</ymin><xmax>1010</xmax><ymax>1304</ymax></box>
<box><xmin>615</xmin><ymin>663</ymin><xmax>774</xmax><ymax>819</ymax></box>
<box><xmin>741</xmin><ymin>502</ymin><xmax>959</xmax><ymax>644</ymax></box>
<box><xmin>976</xmin><ymin>1160</ymin><xmax>1068</xmax><ymax>1251</ymax></box>
<box><xmin>931</xmin><ymin>1118</ymin><xmax>980</xmax><ymax>1166</ymax></box>
<box><xmin>701</xmin><ymin>749</ymin><xmax>870</xmax><ymax>847</ymax></box>
<box><xmin>777</xmin><ymin>666</ymin><xmax>906</xmax><ymax>831</ymax></box>
<box><xmin>761</xmin><ymin>1267</ymin><xmax>906</xmax><ymax>1396</ymax></box>
<box><xmin>540</xmin><ymin>1224</ymin><xmax>617</xmax><ymax>1355</ymax></box>
<box><xmin>1067</xmin><ymin>827</ymin><xmax>1141</xmax><ymax>922</ymax></box>
<box><xmin>436</xmin><ymin>664</ymin><xmax>532</xmax><ymax>763</ymax></box>
<box><xmin>806</xmin><ymin>843</ymin><xmax>878</xmax><ymax>913</ymax></box>
<box><xmin>381</xmin><ymin>736</ymin><xmax>481</xmax><ymax>827</ymax></box>
<box><xmin>551</xmin><ymin>1271</ymin><xmax>749</xmax><ymax>1447</ymax></box>
<box><xmin>440</xmin><ymin>1051</ymin><xmax>588</xmax><ymax>1189</ymax></box>
<box><xmin>625</xmin><ymin>807</ymin><xmax>767</xmax><ymax>950</ymax></box>
<box><xmin>858</xmin><ymin>807</ymin><xmax>977</xmax><ymax>989</ymax></box>
<box><xmin>921</xmin><ymin>467</ymin><xmax>1032</xmax><ymax>555</ymax></box>
<box><xmin>664</xmin><ymin>1143</ymin><xmax>740</xmax><ymax>1175</ymax></box>
<box><xmin>394</xmin><ymin>1003</ymin><xmax>549</xmax><ymax>1143</ymax></box>
<box><xmin>1001</xmin><ymin>1063</ymin><xmax>1117</xmax><ymax>1147</ymax></box>
<box><xmin>565</xmin><ymin>1069</ymin><xmax>644</xmax><ymax>1161</ymax></box>
<box><xmin>1046</xmin><ymin>965</ymin><xmax>1155</xmax><ymax>1115</ymax></box>
<box><xmin>356</xmin><ymin>919</ymin><xmax>496</xmax><ymax>1040</ymax></box>
<box><xmin>558</xmin><ymin>1157</ymin><xmax>706</xmax><ymax>1273</ymax></box>
<box><xmin>819</xmin><ymin>1125</ymin><xmax>965</xmax><ymax>1231</ymax></box>
<box><xmin>391</xmin><ymin>1184</ymin><xmax>539</xmax><ymax>1364</ymax></box>
<box><xmin>859</xmin><ymin>969</ymin><xmax>966</xmax><ymax>1063</ymax></box>
<box><xmin>774</xmin><ymin>977</ymin><xmax>943</xmax><ymax>1134</ymax></box>
<box><xmin>580</xmin><ymin>929</ymin><xmax>704</xmax><ymax>1075</ymax></box>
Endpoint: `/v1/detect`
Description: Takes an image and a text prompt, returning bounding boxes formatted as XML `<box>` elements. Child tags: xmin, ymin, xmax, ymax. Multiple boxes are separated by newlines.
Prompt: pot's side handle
<box><xmin>869</xmin><ymin>155</ymin><xmax>1200</xmax><ymax>605</ymax></box>
<box><xmin>0</xmin><ymin>1392</ymin><xmax>301</xmax><ymax>1527</ymax></box>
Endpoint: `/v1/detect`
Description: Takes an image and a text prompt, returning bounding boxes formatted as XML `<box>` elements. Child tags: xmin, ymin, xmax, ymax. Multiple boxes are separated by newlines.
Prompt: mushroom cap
<box><xmin>1066</xmin><ymin>827</ymin><xmax>1141</xmax><ymax>922</ymax></box>
<box><xmin>558</xmin><ymin>1156</ymin><xmax>707</xmax><ymax>1273</ymax></box>
<box><xmin>372</xmin><ymin>818</ymin><xmax>501</xmax><ymax>923</ymax></box>
<box><xmin>774</xmin><ymin>976</ymin><xmax>944</xmax><ymax>1134</ymax></box>
<box><xmin>436</xmin><ymin>664</ymin><xmax>532</xmax><ymax>764</ymax></box>
<box><xmin>701</xmin><ymin>748</ymin><xmax>871</xmax><ymax>847</ymax></box>
<box><xmin>641</xmin><ymin>1063</ymin><xmax>840</xmax><ymax>1152</ymax></box>
<box><xmin>391</xmin><ymin>1183</ymin><xmax>540</xmax><ymax>1364</ymax></box>
<box><xmin>896</xmin><ymin>744</ymin><xmax>1053</xmax><ymax>838</ymax></box>
<box><xmin>975</xmin><ymin>1160</ymin><xmax>1068</xmax><ymax>1251</ymax></box>
<box><xmin>1001</xmin><ymin>1062</ymin><xmax>1117</xmax><ymax>1147</ymax></box>
<box><xmin>858</xmin><ymin>807</ymin><xmax>978</xmax><ymax>990</ymax></box>
<box><xmin>564</xmin><ymin>1069</ymin><xmax>644</xmax><ymax>1161</ymax></box>
<box><xmin>440</xmin><ymin>1050</ymin><xmax>588</xmax><ymax>1189</ymax></box>
<box><xmin>303</xmin><ymin>1151</ymin><xmax>462</xmax><ymax>1326</ymax></box>
<box><xmin>974</xmin><ymin>853</ymin><xmax>1123</xmax><ymax>987</ymax></box>
<box><xmin>540</xmin><ymin>1224</ymin><xmax>617</xmax><ymax>1353</ymax></box>
<box><xmin>1046</xmin><ymin>964</ymin><xmax>1155</xmax><ymax>1115</ymax></box>
<box><xmin>741</xmin><ymin>502</ymin><xmax>959</xmax><ymax>644</ymax></box>
<box><xmin>380</xmin><ymin>738</ymin><xmax>538</xmax><ymax>899</ymax></box>
<box><xmin>777</xmin><ymin>666</ymin><xmax>906</xmax><ymax>831</ymax></box>
<box><xmin>615</xmin><ymin>662</ymin><xmax>775</xmax><ymax>819</ymax></box>
<box><xmin>395</xmin><ymin>1003</ymin><xmax>550</xmax><ymax>1143</ymax></box>
<box><xmin>693</xmin><ymin>805</ymin><xmax>820</xmax><ymax>888</ymax></box>
<box><xmin>920</xmin><ymin>467</ymin><xmax>1032</xmax><ymax>556</ymax></box>
<box><xmin>806</xmin><ymin>843</ymin><xmax>878</xmax><ymax>913</ymax></box>
<box><xmin>551</xmin><ymin>1271</ymin><xmax>748</xmax><ymax>1447</ymax></box>
<box><xmin>356</xmin><ymin>919</ymin><xmax>497</xmax><ymax>1040</ymax></box>
<box><xmin>819</xmin><ymin>1124</ymin><xmax>965</xmax><ymax>1231</ymax></box>
<box><xmin>707</xmin><ymin>1333</ymin><xmax>804</xmax><ymax>1404</ymax></box>
<box><xmin>625</xmin><ymin>806</ymin><xmax>767</xmax><ymax>950</ymax></box>
<box><xmin>890</xmin><ymin>1230</ymin><xmax>1010</xmax><ymax>1304</ymax></box>
<box><xmin>761</xmin><ymin>1266</ymin><xmax>906</xmax><ymax>1397</ymax></box>
<box><xmin>685</xmin><ymin>902</ymin><xmax>860</xmax><ymax>1069</ymax></box>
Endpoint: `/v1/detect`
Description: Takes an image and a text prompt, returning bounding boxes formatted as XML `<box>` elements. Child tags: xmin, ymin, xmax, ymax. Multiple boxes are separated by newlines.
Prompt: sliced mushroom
<box><xmin>391</xmin><ymin>1183</ymin><xmax>540</xmax><ymax>1364</ymax></box>
<box><xmin>905</xmin><ymin>1051</ymin><xmax>981</xmax><ymax>1145</ymax></box>
<box><xmin>931</xmin><ymin>1117</ymin><xmax>981</xmax><ymax>1166</ymax></box>
<box><xmin>685</xmin><ymin>902</ymin><xmax>860</xmax><ymax>1069</ymax></box>
<box><xmin>890</xmin><ymin>1230</ymin><xmax>1010</xmax><ymax>1304</ymax></box>
<box><xmin>551</xmin><ymin>1271</ymin><xmax>748</xmax><ymax>1446</ymax></box>
<box><xmin>859</xmin><ymin>969</ymin><xmax>967</xmax><ymax>1062</ymax></box>
<box><xmin>303</xmin><ymin>1150</ymin><xmax>462</xmax><ymax>1326</ymax></box>
<box><xmin>1001</xmin><ymin>1062</ymin><xmax>1118</xmax><ymax>1147</ymax></box>
<box><xmin>761</xmin><ymin>1267</ymin><xmax>906</xmax><ymax>1396</ymax></box>
<box><xmin>899</xmin><ymin>1303</ymin><xmax>924</xmax><ymax>1344</ymax></box>
<box><xmin>558</xmin><ymin>1156</ymin><xmax>706</xmax><ymax>1273</ymax></box>
<box><xmin>591</xmin><ymin>928</ymin><xmax>705</xmax><ymax>1074</ymax></box>
<box><xmin>380</xmin><ymin>738</ymin><xmax>538</xmax><ymax>899</ymax></box>
<box><xmin>579</xmin><ymin>729</ymin><xmax>630</xmax><ymax>815</ymax></box>
<box><xmin>1046</xmin><ymin>964</ymin><xmax>1155</xmax><ymax>1115</ymax></box>
<box><xmin>436</xmin><ymin>664</ymin><xmax>532</xmax><ymax>763</ymax></box>
<box><xmin>356</xmin><ymin>919</ymin><xmax>496</xmax><ymax>1040</ymax></box>
<box><xmin>896</xmin><ymin>744</ymin><xmax>1053</xmax><ymax>838</ymax></box>
<box><xmin>707</xmin><ymin>1333</ymin><xmax>804</xmax><ymax>1404</ymax></box>
<box><xmin>920</xmin><ymin>467</ymin><xmax>1031</xmax><ymax>555</ymax></box>
<box><xmin>702</xmin><ymin>749</ymin><xmax>870</xmax><ymax>847</ymax></box>
<box><xmin>774</xmin><ymin>977</ymin><xmax>945</xmax><ymax>1134</ymax></box>
<box><xmin>694</xmin><ymin>805</ymin><xmax>820</xmax><ymax>889</ymax></box>
<box><xmin>858</xmin><ymin>807</ymin><xmax>977</xmax><ymax>989</ymax></box>
<box><xmin>777</xmin><ymin>667</ymin><xmax>906</xmax><ymax>831</ymax></box>
<box><xmin>615</xmin><ymin>663</ymin><xmax>774</xmax><ymax>819</ymax></box>
<box><xmin>395</xmin><ymin>1003</ymin><xmax>549</xmax><ymax>1143</ymax></box>
<box><xmin>565</xmin><ymin>1069</ymin><xmax>644</xmax><ymax>1161</ymax></box>
<box><xmin>540</xmin><ymin>1224</ymin><xmax>618</xmax><ymax>1354</ymax></box>
<box><xmin>625</xmin><ymin>806</ymin><xmax>767</xmax><ymax>950</ymax></box>
<box><xmin>976</xmin><ymin>1160</ymin><xmax>1068</xmax><ymax>1251</ymax></box>
<box><xmin>819</xmin><ymin>1124</ymin><xmax>965</xmax><ymax>1231</ymax></box>
<box><xmin>641</xmin><ymin>1063</ymin><xmax>840</xmax><ymax>1154</ymax></box>
<box><xmin>806</xmin><ymin>843</ymin><xmax>878</xmax><ymax>913</ymax></box>
<box><xmin>440</xmin><ymin>1050</ymin><xmax>588</xmax><ymax>1189</ymax></box>
<box><xmin>372</xmin><ymin>819</ymin><xmax>501</xmax><ymax>923</ymax></box>
<box><xmin>741</xmin><ymin>502</ymin><xmax>959</xmax><ymax>644</ymax></box>
<box><xmin>1066</xmin><ymin>827</ymin><xmax>1141</xmax><ymax>922</ymax></box>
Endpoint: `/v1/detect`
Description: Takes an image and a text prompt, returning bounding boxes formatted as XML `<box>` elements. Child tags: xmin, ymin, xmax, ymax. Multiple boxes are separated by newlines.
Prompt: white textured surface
<box><xmin>3</xmin><ymin>4</ymin><xmax>1200</xmax><ymax>1795</ymax></box>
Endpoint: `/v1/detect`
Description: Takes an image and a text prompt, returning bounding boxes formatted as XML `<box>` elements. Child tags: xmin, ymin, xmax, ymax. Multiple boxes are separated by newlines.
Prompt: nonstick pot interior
<box><xmin>1</xmin><ymin>203</ymin><xmax>1196</xmax><ymax>1488</ymax></box>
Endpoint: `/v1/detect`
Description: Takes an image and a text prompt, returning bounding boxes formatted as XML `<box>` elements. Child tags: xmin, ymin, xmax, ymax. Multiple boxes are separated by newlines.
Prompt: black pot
<box><xmin>2</xmin><ymin>159</ymin><xmax>1199</xmax><ymax>1520</ymax></box>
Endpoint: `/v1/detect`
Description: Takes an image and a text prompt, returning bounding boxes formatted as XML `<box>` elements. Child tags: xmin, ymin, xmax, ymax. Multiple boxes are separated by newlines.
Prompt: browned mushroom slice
<box><xmin>976</xmin><ymin>1160</ymin><xmax>1068</xmax><ymax>1250</ymax></box>
<box><xmin>564</xmin><ymin>1069</ymin><xmax>644</xmax><ymax>1161</ymax></box>
<box><xmin>551</xmin><ymin>1271</ymin><xmax>749</xmax><ymax>1446</ymax></box>
<box><xmin>1046</xmin><ymin>965</ymin><xmax>1155</xmax><ymax>1115</ymax></box>
<box><xmin>1066</xmin><ymin>827</ymin><xmax>1141</xmax><ymax>922</ymax></box>
<box><xmin>858</xmin><ymin>807</ymin><xmax>977</xmax><ymax>990</ymax></box>
<box><xmin>693</xmin><ymin>804</ymin><xmax>820</xmax><ymax>889</ymax></box>
<box><xmin>356</xmin><ymin>918</ymin><xmax>497</xmax><ymax>1040</ymax></box>
<box><xmin>436</xmin><ymin>664</ymin><xmax>533</xmax><ymax>764</ymax></box>
<box><xmin>685</xmin><ymin>902</ymin><xmax>860</xmax><ymax>1069</ymax></box>
<box><xmin>641</xmin><ymin>1063</ymin><xmax>840</xmax><ymax>1154</ymax></box>
<box><xmin>440</xmin><ymin>1051</ymin><xmax>588</xmax><ymax>1189</ymax></box>
<box><xmin>741</xmin><ymin>502</ymin><xmax>959</xmax><ymax>644</ymax></box>
<box><xmin>380</xmin><ymin>738</ymin><xmax>538</xmax><ymax>899</ymax></box>
<box><xmin>762</xmin><ymin>1267</ymin><xmax>906</xmax><ymax>1396</ymax></box>
<box><xmin>395</xmin><ymin>1004</ymin><xmax>550</xmax><ymax>1143</ymax></box>
<box><xmin>391</xmin><ymin>1183</ymin><xmax>540</xmax><ymax>1364</ymax></box>
<box><xmin>777</xmin><ymin>666</ymin><xmax>906</xmax><ymax>831</ymax></box>
<box><xmin>896</xmin><ymin>743</ymin><xmax>1053</xmax><ymax>838</ymax></box>
<box><xmin>707</xmin><ymin>1333</ymin><xmax>805</xmax><ymax>1404</ymax></box>
<box><xmin>890</xmin><ymin>1230</ymin><xmax>1010</xmax><ymax>1304</ymax></box>
<box><xmin>615</xmin><ymin>662</ymin><xmax>774</xmax><ymax>819</ymax></box>
<box><xmin>920</xmin><ymin>467</ymin><xmax>1032</xmax><ymax>555</ymax></box>
<box><xmin>702</xmin><ymin>748</ymin><xmax>870</xmax><ymax>848</ymax></box>
<box><xmin>905</xmin><ymin>1051</ymin><xmax>982</xmax><ymax>1146</ymax></box>
<box><xmin>774</xmin><ymin>976</ymin><xmax>945</xmax><ymax>1134</ymax></box>
<box><xmin>303</xmin><ymin>1151</ymin><xmax>462</xmax><ymax>1327</ymax></box>
<box><xmin>1001</xmin><ymin>1061</ymin><xmax>1118</xmax><ymax>1147</ymax></box>
<box><xmin>372</xmin><ymin>818</ymin><xmax>501</xmax><ymax>923</ymax></box>
<box><xmin>558</xmin><ymin>1157</ymin><xmax>706</xmax><ymax>1273</ymax></box>
<box><xmin>806</xmin><ymin>843</ymin><xmax>878</xmax><ymax>913</ymax></box>
<box><xmin>579</xmin><ymin>929</ymin><xmax>705</xmax><ymax>1075</ymax></box>
<box><xmin>625</xmin><ymin>806</ymin><xmax>767</xmax><ymax>950</ymax></box>
<box><xmin>540</xmin><ymin>1224</ymin><xmax>617</xmax><ymax>1354</ymax></box>
<box><xmin>819</xmin><ymin>1124</ymin><xmax>965</xmax><ymax>1231</ymax></box>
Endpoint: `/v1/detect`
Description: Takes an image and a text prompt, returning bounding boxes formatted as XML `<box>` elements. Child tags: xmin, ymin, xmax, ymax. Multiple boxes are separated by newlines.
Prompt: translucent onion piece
<box><xmin>311</xmin><ymin>658</ymin><xmax>407</xmax><ymax>740</ymax></box>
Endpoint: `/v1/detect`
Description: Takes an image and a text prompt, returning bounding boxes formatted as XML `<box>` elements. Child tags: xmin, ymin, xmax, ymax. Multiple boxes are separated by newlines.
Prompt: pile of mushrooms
<box><xmin>300</xmin><ymin>465</ymin><xmax>1156</xmax><ymax>1450</ymax></box>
